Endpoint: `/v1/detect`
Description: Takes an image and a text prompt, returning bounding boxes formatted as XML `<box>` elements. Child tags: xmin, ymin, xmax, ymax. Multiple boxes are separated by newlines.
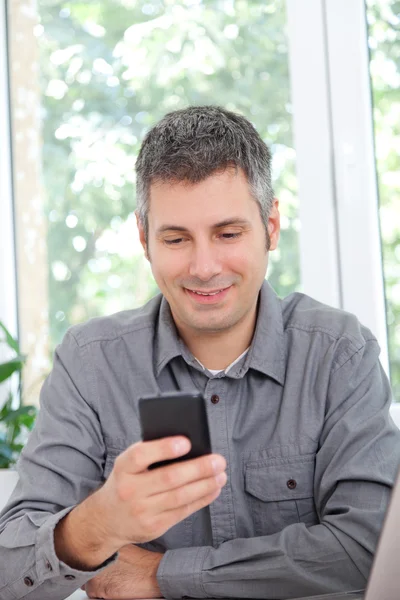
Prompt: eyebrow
<box><xmin>156</xmin><ymin>218</ymin><xmax>251</xmax><ymax>235</ymax></box>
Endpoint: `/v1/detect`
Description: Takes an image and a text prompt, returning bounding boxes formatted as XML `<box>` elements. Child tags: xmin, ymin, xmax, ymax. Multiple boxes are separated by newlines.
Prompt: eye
<box><xmin>221</xmin><ymin>232</ymin><xmax>242</xmax><ymax>239</ymax></box>
<box><xmin>164</xmin><ymin>237</ymin><xmax>185</xmax><ymax>245</ymax></box>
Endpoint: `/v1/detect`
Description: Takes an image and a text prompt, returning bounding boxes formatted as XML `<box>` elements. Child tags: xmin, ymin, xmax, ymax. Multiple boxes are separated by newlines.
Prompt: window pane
<box><xmin>11</xmin><ymin>1</ymin><xmax>300</xmax><ymax>370</ymax></box>
<box><xmin>367</xmin><ymin>0</ymin><xmax>400</xmax><ymax>400</ymax></box>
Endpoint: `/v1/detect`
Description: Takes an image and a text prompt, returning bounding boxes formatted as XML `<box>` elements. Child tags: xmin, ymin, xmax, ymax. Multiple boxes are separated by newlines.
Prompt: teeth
<box><xmin>191</xmin><ymin>290</ymin><xmax>222</xmax><ymax>296</ymax></box>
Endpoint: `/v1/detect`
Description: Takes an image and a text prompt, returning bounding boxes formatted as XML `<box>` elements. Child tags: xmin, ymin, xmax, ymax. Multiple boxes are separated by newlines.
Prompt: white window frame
<box><xmin>286</xmin><ymin>0</ymin><xmax>389</xmax><ymax>377</ymax></box>
<box><xmin>0</xmin><ymin>0</ymin><xmax>18</xmax><ymax>339</ymax></box>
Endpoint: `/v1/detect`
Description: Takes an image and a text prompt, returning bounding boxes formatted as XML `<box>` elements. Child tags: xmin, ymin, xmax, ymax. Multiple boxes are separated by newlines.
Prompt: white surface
<box><xmin>389</xmin><ymin>404</ymin><xmax>400</xmax><ymax>430</ymax></box>
<box><xmin>0</xmin><ymin>469</ymin><xmax>18</xmax><ymax>512</ymax></box>
<box><xmin>66</xmin><ymin>592</ymin><xmax>155</xmax><ymax>600</ymax></box>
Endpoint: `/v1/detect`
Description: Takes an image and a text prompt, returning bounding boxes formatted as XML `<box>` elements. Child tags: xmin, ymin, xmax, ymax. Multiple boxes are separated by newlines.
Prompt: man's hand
<box><xmin>82</xmin><ymin>544</ymin><xmax>164</xmax><ymax>599</ymax></box>
<box><xmin>96</xmin><ymin>436</ymin><xmax>227</xmax><ymax>550</ymax></box>
<box><xmin>55</xmin><ymin>436</ymin><xmax>227</xmax><ymax>570</ymax></box>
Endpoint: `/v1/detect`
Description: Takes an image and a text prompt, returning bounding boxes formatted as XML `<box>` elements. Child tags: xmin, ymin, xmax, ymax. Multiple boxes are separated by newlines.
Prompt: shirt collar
<box><xmin>154</xmin><ymin>280</ymin><xmax>286</xmax><ymax>385</ymax></box>
<box><xmin>154</xmin><ymin>297</ymin><xmax>183</xmax><ymax>377</ymax></box>
<box><xmin>242</xmin><ymin>280</ymin><xmax>286</xmax><ymax>385</ymax></box>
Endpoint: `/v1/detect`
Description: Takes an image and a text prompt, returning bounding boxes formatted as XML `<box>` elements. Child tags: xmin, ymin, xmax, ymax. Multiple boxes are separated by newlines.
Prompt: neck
<box><xmin>176</xmin><ymin>304</ymin><xmax>258</xmax><ymax>371</ymax></box>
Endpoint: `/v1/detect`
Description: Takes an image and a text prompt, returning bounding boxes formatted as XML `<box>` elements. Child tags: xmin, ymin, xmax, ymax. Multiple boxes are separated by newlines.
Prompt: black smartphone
<box><xmin>138</xmin><ymin>391</ymin><xmax>212</xmax><ymax>469</ymax></box>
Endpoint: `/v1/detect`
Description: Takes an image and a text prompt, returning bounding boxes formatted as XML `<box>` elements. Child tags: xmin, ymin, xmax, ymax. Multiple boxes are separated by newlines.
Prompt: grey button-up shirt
<box><xmin>1</xmin><ymin>281</ymin><xmax>399</xmax><ymax>600</ymax></box>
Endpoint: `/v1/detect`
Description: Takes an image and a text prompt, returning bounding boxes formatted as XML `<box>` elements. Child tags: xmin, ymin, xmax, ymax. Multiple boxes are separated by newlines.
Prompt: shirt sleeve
<box><xmin>157</xmin><ymin>339</ymin><xmax>400</xmax><ymax>599</ymax></box>
<box><xmin>0</xmin><ymin>331</ymin><xmax>118</xmax><ymax>600</ymax></box>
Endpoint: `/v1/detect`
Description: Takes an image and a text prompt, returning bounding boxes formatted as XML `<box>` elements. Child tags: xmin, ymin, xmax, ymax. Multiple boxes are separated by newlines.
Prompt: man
<box><xmin>0</xmin><ymin>105</ymin><xmax>399</xmax><ymax>600</ymax></box>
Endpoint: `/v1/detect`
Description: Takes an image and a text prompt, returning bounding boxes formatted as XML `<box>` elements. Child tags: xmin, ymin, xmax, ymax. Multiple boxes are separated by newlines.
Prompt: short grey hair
<box><xmin>135</xmin><ymin>105</ymin><xmax>274</xmax><ymax>241</ymax></box>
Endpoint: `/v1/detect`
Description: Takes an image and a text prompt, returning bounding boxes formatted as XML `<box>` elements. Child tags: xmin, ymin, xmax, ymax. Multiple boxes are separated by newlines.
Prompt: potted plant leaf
<box><xmin>0</xmin><ymin>321</ymin><xmax>37</xmax><ymax>504</ymax></box>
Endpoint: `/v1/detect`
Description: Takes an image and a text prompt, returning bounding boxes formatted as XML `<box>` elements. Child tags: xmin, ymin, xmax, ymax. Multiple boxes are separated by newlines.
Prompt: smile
<box><xmin>184</xmin><ymin>286</ymin><xmax>232</xmax><ymax>304</ymax></box>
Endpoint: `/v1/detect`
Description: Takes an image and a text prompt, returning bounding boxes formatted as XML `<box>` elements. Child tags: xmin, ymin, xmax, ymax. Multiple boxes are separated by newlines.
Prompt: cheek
<box><xmin>228</xmin><ymin>241</ymin><xmax>266</xmax><ymax>270</ymax></box>
<box><xmin>150</xmin><ymin>249</ymin><xmax>186</xmax><ymax>283</ymax></box>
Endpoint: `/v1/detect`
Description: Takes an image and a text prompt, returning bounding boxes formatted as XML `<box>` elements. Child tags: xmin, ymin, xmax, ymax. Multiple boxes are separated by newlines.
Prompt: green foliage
<box><xmin>0</xmin><ymin>396</ymin><xmax>38</xmax><ymax>469</ymax></box>
<box><xmin>0</xmin><ymin>323</ymin><xmax>38</xmax><ymax>469</ymax></box>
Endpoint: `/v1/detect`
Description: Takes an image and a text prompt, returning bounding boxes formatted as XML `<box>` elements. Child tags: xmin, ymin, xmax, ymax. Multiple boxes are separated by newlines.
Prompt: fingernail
<box><xmin>216</xmin><ymin>472</ymin><xmax>226</xmax><ymax>485</ymax></box>
<box><xmin>212</xmin><ymin>457</ymin><xmax>225</xmax><ymax>472</ymax></box>
<box><xmin>174</xmin><ymin>438</ymin><xmax>190</xmax><ymax>454</ymax></box>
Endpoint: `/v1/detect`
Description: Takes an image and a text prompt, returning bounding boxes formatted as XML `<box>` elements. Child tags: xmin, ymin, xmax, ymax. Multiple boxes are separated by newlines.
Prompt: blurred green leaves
<box><xmin>0</xmin><ymin>322</ymin><xmax>37</xmax><ymax>468</ymax></box>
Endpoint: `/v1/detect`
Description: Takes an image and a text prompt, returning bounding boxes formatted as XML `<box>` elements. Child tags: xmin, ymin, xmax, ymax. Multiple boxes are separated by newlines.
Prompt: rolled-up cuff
<box><xmin>157</xmin><ymin>545</ymin><xmax>210</xmax><ymax>599</ymax></box>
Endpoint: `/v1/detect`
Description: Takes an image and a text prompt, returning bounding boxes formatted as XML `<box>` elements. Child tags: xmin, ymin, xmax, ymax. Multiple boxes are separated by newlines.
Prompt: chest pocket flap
<box><xmin>245</xmin><ymin>455</ymin><xmax>315</xmax><ymax>502</ymax></box>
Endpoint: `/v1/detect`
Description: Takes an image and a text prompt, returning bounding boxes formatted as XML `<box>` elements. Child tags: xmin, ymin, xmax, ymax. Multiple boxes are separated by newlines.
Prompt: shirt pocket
<box><xmin>244</xmin><ymin>454</ymin><xmax>318</xmax><ymax>536</ymax></box>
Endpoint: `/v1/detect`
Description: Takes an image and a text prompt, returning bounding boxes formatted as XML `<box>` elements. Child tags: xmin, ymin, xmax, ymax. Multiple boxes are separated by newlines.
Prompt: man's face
<box><xmin>138</xmin><ymin>168</ymin><xmax>280</xmax><ymax>338</ymax></box>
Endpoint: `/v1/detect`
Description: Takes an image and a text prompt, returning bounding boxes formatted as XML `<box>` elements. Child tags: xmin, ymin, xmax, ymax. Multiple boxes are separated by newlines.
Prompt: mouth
<box><xmin>184</xmin><ymin>286</ymin><xmax>231</xmax><ymax>304</ymax></box>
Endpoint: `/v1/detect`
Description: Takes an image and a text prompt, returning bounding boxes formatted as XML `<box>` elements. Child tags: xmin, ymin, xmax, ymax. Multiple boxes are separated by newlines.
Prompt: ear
<box><xmin>136</xmin><ymin>212</ymin><xmax>149</xmax><ymax>261</ymax></box>
<box><xmin>267</xmin><ymin>198</ymin><xmax>280</xmax><ymax>251</ymax></box>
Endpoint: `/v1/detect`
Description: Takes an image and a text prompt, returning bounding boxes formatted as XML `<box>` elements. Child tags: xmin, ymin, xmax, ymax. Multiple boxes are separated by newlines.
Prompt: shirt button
<box><xmin>24</xmin><ymin>577</ymin><xmax>34</xmax><ymax>587</ymax></box>
<box><xmin>287</xmin><ymin>479</ymin><xmax>297</xmax><ymax>490</ymax></box>
<box><xmin>64</xmin><ymin>574</ymin><xmax>76</xmax><ymax>580</ymax></box>
<box><xmin>211</xmin><ymin>394</ymin><xmax>220</xmax><ymax>404</ymax></box>
<box><xmin>45</xmin><ymin>560</ymin><xmax>52</xmax><ymax>571</ymax></box>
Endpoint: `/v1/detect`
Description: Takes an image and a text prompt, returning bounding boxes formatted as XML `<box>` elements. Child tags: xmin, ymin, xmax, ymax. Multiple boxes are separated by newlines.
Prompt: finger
<box><xmin>85</xmin><ymin>579</ymin><xmax>106</xmax><ymax>600</ymax></box>
<box><xmin>83</xmin><ymin>581</ymin><xmax>94</xmax><ymax>598</ymax></box>
<box><xmin>160</xmin><ymin>488</ymin><xmax>223</xmax><ymax>532</ymax></box>
<box><xmin>115</xmin><ymin>436</ymin><xmax>191</xmax><ymax>474</ymax></box>
<box><xmin>143</xmin><ymin>453</ymin><xmax>227</xmax><ymax>496</ymax></box>
<box><xmin>149</xmin><ymin>471</ymin><xmax>227</xmax><ymax>513</ymax></box>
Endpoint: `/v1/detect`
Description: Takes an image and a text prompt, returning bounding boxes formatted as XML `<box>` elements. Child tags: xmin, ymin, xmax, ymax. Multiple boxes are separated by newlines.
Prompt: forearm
<box><xmin>118</xmin><ymin>544</ymin><xmax>163</xmax><ymax>585</ymax></box>
<box><xmin>83</xmin><ymin>543</ymin><xmax>164</xmax><ymax>599</ymax></box>
<box><xmin>157</xmin><ymin>522</ymin><xmax>369</xmax><ymax>599</ymax></box>
<box><xmin>0</xmin><ymin>507</ymin><xmax>117</xmax><ymax>600</ymax></box>
<box><xmin>54</xmin><ymin>488</ymin><xmax>119</xmax><ymax>570</ymax></box>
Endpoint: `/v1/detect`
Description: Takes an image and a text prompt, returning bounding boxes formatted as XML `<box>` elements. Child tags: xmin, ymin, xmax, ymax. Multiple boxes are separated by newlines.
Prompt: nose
<box><xmin>188</xmin><ymin>239</ymin><xmax>222</xmax><ymax>281</ymax></box>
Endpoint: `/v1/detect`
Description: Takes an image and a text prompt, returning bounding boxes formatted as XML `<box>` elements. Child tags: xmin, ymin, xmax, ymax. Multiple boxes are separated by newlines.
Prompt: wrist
<box><xmin>147</xmin><ymin>552</ymin><xmax>164</xmax><ymax>597</ymax></box>
<box><xmin>54</xmin><ymin>490</ymin><xmax>121</xmax><ymax>570</ymax></box>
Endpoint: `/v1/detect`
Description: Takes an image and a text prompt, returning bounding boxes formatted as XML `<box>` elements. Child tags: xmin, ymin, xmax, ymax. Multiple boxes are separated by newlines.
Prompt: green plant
<box><xmin>0</xmin><ymin>322</ymin><xmax>38</xmax><ymax>468</ymax></box>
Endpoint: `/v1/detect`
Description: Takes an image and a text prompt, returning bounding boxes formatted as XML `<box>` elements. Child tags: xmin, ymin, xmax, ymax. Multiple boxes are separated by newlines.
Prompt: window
<box><xmin>367</xmin><ymin>0</ymin><xmax>400</xmax><ymax>401</ymax></box>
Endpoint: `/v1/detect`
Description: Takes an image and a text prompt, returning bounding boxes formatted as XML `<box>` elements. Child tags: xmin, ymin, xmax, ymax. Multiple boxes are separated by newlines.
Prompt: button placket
<box><xmin>204</xmin><ymin>379</ymin><xmax>235</xmax><ymax>545</ymax></box>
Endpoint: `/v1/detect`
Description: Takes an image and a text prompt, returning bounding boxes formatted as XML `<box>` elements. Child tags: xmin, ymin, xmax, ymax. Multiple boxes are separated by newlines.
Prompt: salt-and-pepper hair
<box><xmin>135</xmin><ymin>105</ymin><xmax>274</xmax><ymax>242</ymax></box>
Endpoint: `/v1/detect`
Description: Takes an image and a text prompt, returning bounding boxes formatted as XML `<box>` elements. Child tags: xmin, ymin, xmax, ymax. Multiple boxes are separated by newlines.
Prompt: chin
<box><xmin>189</xmin><ymin>315</ymin><xmax>237</xmax><ymax>334</ymax></box>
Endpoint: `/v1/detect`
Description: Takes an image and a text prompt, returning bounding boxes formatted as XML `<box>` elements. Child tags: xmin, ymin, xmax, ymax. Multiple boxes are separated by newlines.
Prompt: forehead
<box><xmin>148</xmin><ymin>168</ymin><xmax>257</xmax><ymax>225</ymax></box>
